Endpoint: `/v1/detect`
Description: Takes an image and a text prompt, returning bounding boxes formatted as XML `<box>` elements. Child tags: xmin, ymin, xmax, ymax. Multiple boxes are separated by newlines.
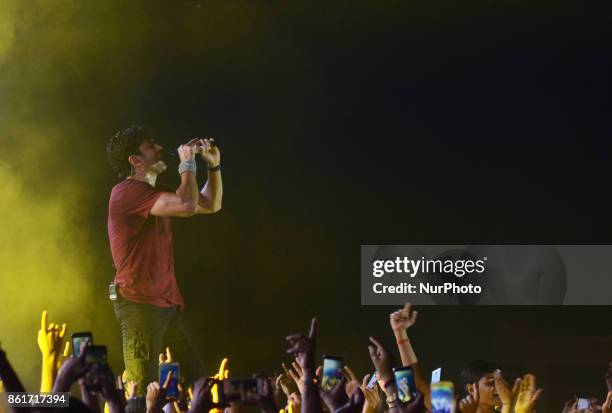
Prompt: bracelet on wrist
<box><xmin>207</xmin><ymin>163</ymin><xmax>221</xmax><ymax>172</ymax></box>
<box><xmin>178</xmin><ymin>160</ymin><xmax>197</xmax><ymax>175</ymax></box>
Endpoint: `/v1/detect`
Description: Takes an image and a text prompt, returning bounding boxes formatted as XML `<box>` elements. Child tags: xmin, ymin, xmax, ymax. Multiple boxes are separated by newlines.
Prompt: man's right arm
<box><xmin>151</xmin><ymin>144</ymin><xmax>200</xmax><ymax>218</ymax></box>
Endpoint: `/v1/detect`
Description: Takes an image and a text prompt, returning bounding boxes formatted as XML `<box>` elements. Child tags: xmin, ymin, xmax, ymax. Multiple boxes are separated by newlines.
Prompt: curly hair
<box><xmin>106</xmin><ymin>126</ymin><xmax>147</xmax><ymax>179</ymax></box>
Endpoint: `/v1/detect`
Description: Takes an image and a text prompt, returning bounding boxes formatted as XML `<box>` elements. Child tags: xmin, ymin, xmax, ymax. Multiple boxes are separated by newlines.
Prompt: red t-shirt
<box><xmin>107</xmin><ymin>179</ymin><xmax>184</xmax><ymax>309</ymax></box>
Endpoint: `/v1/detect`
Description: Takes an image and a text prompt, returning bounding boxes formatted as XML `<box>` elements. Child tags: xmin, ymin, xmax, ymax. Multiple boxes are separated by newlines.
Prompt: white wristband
<box><xmin>178</xmin><ymin>160</ymin><xmax>196</xmax><ymax>175</ymax></box>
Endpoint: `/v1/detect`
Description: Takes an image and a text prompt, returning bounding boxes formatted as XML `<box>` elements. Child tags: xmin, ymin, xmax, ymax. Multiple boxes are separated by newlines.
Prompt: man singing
<box><xmin>106</xmin><ymin>126</ymin><xmax>222</xmax><ymax>393</ymax></box>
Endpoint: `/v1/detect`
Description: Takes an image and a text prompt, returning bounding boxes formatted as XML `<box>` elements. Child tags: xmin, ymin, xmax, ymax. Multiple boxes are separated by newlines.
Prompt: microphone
<box><xmin>166</xmin><ymin>142</ymin><xmax>212</xmax><ymax>160</ymax></box>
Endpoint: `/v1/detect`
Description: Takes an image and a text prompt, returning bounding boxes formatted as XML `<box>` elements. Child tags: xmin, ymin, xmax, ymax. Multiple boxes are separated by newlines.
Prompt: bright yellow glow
<box><xmin>0</xmin><ymin>157</ymin><xmax>95</xmax><ymax>390</ymax></box>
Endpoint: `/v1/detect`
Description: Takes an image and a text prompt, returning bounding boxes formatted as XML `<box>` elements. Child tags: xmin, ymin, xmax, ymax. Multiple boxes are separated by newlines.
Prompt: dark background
<box><xmin>1</xmin><ymin>1</ymin><xmax>611</xmax><ymax>411</ymax></box>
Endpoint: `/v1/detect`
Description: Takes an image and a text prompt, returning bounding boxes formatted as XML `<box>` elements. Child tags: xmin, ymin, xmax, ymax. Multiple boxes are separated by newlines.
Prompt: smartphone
<box><xmin>577</xmin><ymin>399</ymin><xmax>589</xmax><ymax>410</ymax></box>
<box><xmin>85</xmin><ymin>345</ymin><xmax>107</xmax><ymax>389</ymax></box>
<box><xmin>72</xmin><ymin>332</ymin><xmax>93</xmax><ymax>357</ymax></box>
<box><xmin>219</xmin><ymin>378</ymin><xmax>265</xmax><ymax>405</ymax></box>
<box><xmin>159</xmin><ymin>362</ymin><xmax>180</xmax><ymax>399</ymax></box>
<box><xmin>321</xmin><ymin>355</ymin><xmax>343</xmax><ymax>391</ymax></box>
<box><xmin>431</xmin><ymin>367</ymin><xmax>442</xmax><ymax>384</ymax></box>
<box><xmin>393</xmin><ymin>366</ymin><xmax>416</xmax><ymax>403</ymax></box>
<box><xmin>431</xmin><ymin>381</ymin><xmax>454</xmax><ymax>413</ymax></box>
<box><xmin>367</xmin><ymin>372</ymin><xmax>378</xmax><ymax>389</ymax></box>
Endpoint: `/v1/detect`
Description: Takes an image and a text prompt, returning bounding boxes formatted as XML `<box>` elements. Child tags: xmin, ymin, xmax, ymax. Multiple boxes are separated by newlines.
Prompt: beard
<box><xmin>149</xmin><ymin>160</ymin><xmax>167</xmax><ymax>174</ymax></box>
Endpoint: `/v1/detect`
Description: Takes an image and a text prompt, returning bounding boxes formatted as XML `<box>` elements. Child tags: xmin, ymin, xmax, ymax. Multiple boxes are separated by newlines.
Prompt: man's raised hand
<box><xmin>53</xmin><ymin>341</ymin><xmax>92</xmax><ymax>392</ymax></box>
<box><xmin>367</xmin><ymin>336</ymin><xmax>395</xmax><ymax>385</ymax></box>
<box><xmin>37</xmin><ymin>310</ymin><xmax>67</xmax><ymax>361</ymax></box>
<box><xmin>197</xmin><ymin>138</ymin><xmax>220</xmax><ymax>168</ymax></box>
<box><xmin>343</xmin><ymin>366</ymin><xmax>361</xmax><ymax>399</ymax></box>
<box><xmin>159</xmin><ymin>347</ymin><xmax>174</xmax><ymax>365</ymax></box>
<box><xmin>286</xmin><ymin>318</ymin><xmax>317</xmax><ymax>377</ymax></box>
<box><xmin>514</xmin><ymin>374</ymin><xmax>542</xmax><ymax>413</ymax></box>
<box><xmin>146</xmin><ymin>371</ymin><xmax>173</xmax><ymax>413</ymax></box>
<box><xmin>280</xmin><ymin>362</ymin><xmax>302</xmax><ymax>394</ymax></box>
<box><xmin>188</xmin><ymin>378</ymin><xmax>215</xmax><ymax>413</ymax></box>
<box><xmin>458</xmin><ymin>384</ymin><xmax>479</xmax><ymax>413</ymax></box>
<box><xmin>210</xmin><ymin>357</ymin><xmax>229</xmax><ymax>411</ymax></box>
<box><xmin>360</xmin><ymin>374</ymin><xmax>380</xmax><ymax>413</ymax></box>
<box><xmin>494</xmin><ymin>369</ymin><xmax>520</xmax><ymax>407</ymax></box>
<box><xmin>389</xmin><ymin>304</ymin><xmax>418</xmax><ymax>334</ymax></box>
<box><xmin>177</xmin><ymin>139</ymin><xmax>200</xmax><ymax>162</ymax></box>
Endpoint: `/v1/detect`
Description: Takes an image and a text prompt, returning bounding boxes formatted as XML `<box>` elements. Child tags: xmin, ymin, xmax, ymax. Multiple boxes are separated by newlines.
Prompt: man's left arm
<box><xmin>195</xmin><ymin>138</ymin><xmax>223</xmax><ymax>214</ymax></box>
